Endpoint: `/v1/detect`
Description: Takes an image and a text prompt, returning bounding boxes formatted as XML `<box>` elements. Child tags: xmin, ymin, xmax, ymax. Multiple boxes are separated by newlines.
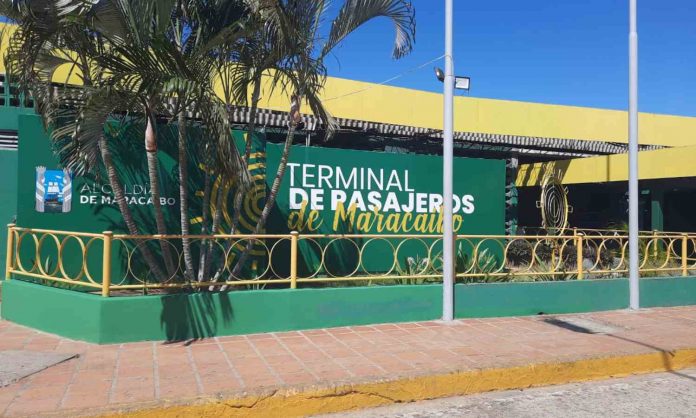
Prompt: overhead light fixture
<box><xmin>434</xmin><ymin>67</ymin><xmax>471</xmax><ymax>91</ymax></box>
<box><xmin>455</xmin><ymin>76</ymin><xmax>470</xmax><ymax>91</ymax></box>
<box><xmin>435</xmin><ymin>67</ymin><xmax>445</xmax><ymax>82</ymax></box>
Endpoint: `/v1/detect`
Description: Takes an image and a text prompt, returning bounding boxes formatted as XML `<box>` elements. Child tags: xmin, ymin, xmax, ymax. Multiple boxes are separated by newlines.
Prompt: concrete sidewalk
<box><xmin>1</xmin><ymin>306</ymin><xmax>696</xmax><ymax>417</ymax></box>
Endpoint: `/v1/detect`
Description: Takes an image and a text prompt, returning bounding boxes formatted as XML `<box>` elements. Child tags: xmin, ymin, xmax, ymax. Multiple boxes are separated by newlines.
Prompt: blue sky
<box><xmin>4</xmin><ymin>2</ymin><xmax>695</xmax><ymax>115</ymax></box>
<box><xmin>323</xmin><ymin>0</ymin><xmax>696</xmax><ymax>116</ymax></box>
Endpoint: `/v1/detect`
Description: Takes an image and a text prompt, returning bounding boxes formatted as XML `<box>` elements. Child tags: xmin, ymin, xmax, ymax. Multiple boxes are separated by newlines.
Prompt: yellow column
<box><xmin>577</xmin><ymin>233</ymin><xmax>584</xmax><ymax>280</ymax></box>
<box><xmin>290</xmin><ymin>231</ymin><xmax>299</xmax><ymax>289</ymax></box>
<box><xmin>5</xmin><ymin>223</ymin><xmax>15</xmax><ymax>280</ymax></box>
<box><xmin>102</xmin><ymin>231</ymin><xmax>113</xmax><ymax>297</ymax></box>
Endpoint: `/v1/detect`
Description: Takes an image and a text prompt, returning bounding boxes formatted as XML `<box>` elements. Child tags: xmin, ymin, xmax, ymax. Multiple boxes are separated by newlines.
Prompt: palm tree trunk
<box><xmin>99</xmin><ymin>136</ymin><xmax>166</xmax><ymax>281</ymax></box>
<box><xmin>210</xmin><ymin>181</ymin><xmax>226</xmax><ymax>237</ymax></box>
<box><xmin>178</xmin><ymin>112</ymin><xmax>194</xmax><ymax>282</ymax></box>
<box><xmin>255</xmin><ymin>123</ymin><xmax>295</xmax><ymax>234</ymax></box>
<box><xmin>256</xmin><ymin>128</ymin><xmax>295</xmax><ymax>234</ymax></box>
<box><xmin>230</xmin><ymin>79</ymin><xmax>261</xmax><ymax>234</ymax></box>
<box><xmin>229</xmin><ymin>79</ymin><xmax>262</xmax><ymax>235</ymax></box>
<box><xmin>228</xmin><ymin>93</ymin><xmax>303</xmax><ymax>280</ymax></box>
<box><xmin>206</xmin><ymin>182</ymin><xmax>227</xmax><ymax>291</ymax></box>
<box><xmin>230</xmin><ymin>186</ymin><xmax>244</xmax><ymax>235</ymax></box>
<box><xmin>197</xmin><ymin>172</ymin><xmax>212</xmax><ymax>282</ymax></box>
<box><xmin>229</xmin><ymin>79</ymin><xmax>261</xmax><ymax>236</ymax></box>
<box><xmin>145</xmin><ymin>109</ymin><xmax>176</xmax><ymax>277</ymax></box>
<box><xmin>230</xmin><ymin>124</ymin><xmax>296</xmax><ymax>278</ymax></box>
<box><xmin>243</xmin><ymin>79</ymin><xmax>262</xmax><ymax>164</ymax></box>
<box><xmin>207</xmin><ymin>183</ymin><xmax>225</xmax><ymax>274</ymax></box>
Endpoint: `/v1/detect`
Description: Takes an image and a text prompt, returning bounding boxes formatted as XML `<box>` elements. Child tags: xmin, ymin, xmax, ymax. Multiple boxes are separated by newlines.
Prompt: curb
<box><xmin>101</xmin><ymin>348</ymin><xmax>696</xmax><ymax>418</ymax></box>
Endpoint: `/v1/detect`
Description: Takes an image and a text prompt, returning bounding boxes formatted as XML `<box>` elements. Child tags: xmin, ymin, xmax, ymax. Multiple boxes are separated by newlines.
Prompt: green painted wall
<box><xmin>0</xmin><ymin>107</ymin><xmax>35</xmax><ymax>131</ymax></box>
<box><xmin>17</xmin><ymin>114</ymin><xmax>504</xmax><ymax>238</ymax></box>
<box><xmin>455</xmin><ymin>280</ymin><xmax>627</xmax><ymax>317</ymax></box>
<box><xmin>0</xmin><ymin>150</ymin><xmax>17</xmax><ymax>276</ymax></box>
<box><xmin>1</xmin><ymin>279</ymin><xmax>442</xmax><ymax>343</ymax></box>
<box><xmin>16</xmin><ymin>114</ymin><xmax>181</xmax><ymax>234</ymax></box>
<box><xmin>1</xmin><ymin>280</ymin><xmax>103</xmax><ymax>341</ymax></box>
<box><xmin>14</xmin><ymin>114</ymin><xmax>506</xmax><ymax>284</ymax></box>
<box><xmin>265</xmin><ymin>143</ymin><xmax>505</xmax><ymax>276</ymax></box>
<box><xmin>267</xmin><ymin>144</ymin><xmax>505</xmax><ymax>236</ymax></box>
<box><xmin>4</xmin><ymin>277</ymin><xmax>696</xmax><ymax>344</ymax></box>
<box><xmin>100</xmin><ymin>284</ymin><xmax>442</xmax><ymax>343</ymax></box>
<box><xmin>14</xmin><ymin>115</ymin><xmax>266</xmax><ymax>285</ymax></box>
<box><xmin>642</xmin><ymin>278</ymin><xmax>696</xmax><ymax>307</ymax></box>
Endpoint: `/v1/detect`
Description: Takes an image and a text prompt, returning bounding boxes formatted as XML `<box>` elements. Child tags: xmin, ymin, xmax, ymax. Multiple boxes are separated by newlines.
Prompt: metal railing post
<box><xmin>290</xmin><ymin>231</ymin><xmax>298</xmax><ymax>289</ymax></box>
<box><xmin>682</xmin><ymin>234</ymin><xmax>688</xmax><ymax>277</ymax></box>
<box><xmin>577</xmin><ymin>233</ymin><xmax>584</xmax><ymax>280</ymax></box>
<box><xmin>102</xmin><ymin>231</ymin><xmax>113</xmax><ymax>297</ymax></box>
<box><xmin>5</xmin><ymin>223</ymin><xmax>15</xmax><ymax>280</ymax></box>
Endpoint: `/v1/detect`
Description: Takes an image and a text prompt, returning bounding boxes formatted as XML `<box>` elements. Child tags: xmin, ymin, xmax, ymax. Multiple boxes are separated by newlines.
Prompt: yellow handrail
<box><xmin>5</xmin><ymin>225</ymin><xmax>695</xmax><ymax>295</ymax></box>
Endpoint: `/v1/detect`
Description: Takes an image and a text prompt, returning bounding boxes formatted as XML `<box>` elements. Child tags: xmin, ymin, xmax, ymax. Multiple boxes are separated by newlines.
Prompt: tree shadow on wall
<box><xmin>269</xmin><ymin>203</ymin><xmax>364</xmax><ymax>287</ymax></box>
<box><xmin>96</xmin><ymin>123</ymin><xmax>180</xmax><ymax>285</ymax></box>
<box><xmin>160</xmin><ymin>288</ymin><xmax>234</xmax><ymax>342</ymax></box>
<box><xmin>91</xmin><ymin>120</ymin><xmax>181</xmax><ymax>234</ymax></box>
<box><xmin>89</xmin><ymin>121</ymin><xmax>216</xmax><ymax>287</ymax></box>
<box><xmin>320</xmin><ymin>215</ymin><xmax>362</xmax><ymax>283</ymax></box>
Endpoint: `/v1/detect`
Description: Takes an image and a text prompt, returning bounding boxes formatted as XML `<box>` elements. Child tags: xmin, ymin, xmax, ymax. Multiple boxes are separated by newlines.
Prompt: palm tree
<box><xmin>3</xmin><ymin>0</ymin><xmax>252</xmax><ymax>283</ymax></box>
<box><xmin>70</xmin><ymin>0</ymin><xmax>252</xmax><ymax>282</ymax></box>
<box><xmin>167</xmin><ymin>0</ymin><xmax>251</xmax><ymax>280</ymax></box>
<box><xmin>0</xmin><ymin>0</ymin><xmax>173</xmax><ymax>280</ymax></box>
<box><xmin>4</xmin><ymin>0</ymin><xmax>416</xmax><ymax>286</ymax></box>
<box><xmin>222</xmin><ymin>2</ymin><xmax>300</xmax><ymax>237</ymax></box>
<box><xmin>87</xmin><ymin>0</ymin><xmax>188</xmax><ymax>276</ymax></box>
<box><xmin>228</xmin><ymin>0</ymin><xmax>416</xmax><ymax>278</ymax></box>
<box><xmin>0</xmin><ymin>2</ymin><xmax>141</xmax><ymax>237</ymax></box>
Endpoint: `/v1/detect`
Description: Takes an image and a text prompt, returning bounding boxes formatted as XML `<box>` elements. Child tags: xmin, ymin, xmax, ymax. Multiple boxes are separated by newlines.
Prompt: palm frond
<box><xmin>322</xmin><ymin>0</ymin><xmax>415</xmax><ymax>59</ymax></box>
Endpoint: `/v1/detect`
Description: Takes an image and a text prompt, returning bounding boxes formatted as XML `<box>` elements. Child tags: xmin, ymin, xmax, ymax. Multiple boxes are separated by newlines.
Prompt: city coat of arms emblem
<box><xmin>35</xmin><ymin>166</ymin><xmax>72</xmax><ymax>213</ymax></box>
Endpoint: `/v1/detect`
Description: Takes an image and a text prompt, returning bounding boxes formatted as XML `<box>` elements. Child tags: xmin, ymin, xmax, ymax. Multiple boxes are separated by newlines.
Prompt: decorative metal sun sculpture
<box><xmin>536</xmin><ymin>169</ymin><xmax>573</xmax><ymax>236</ymax></box>
<box><xmin>191</xmin><ymin>150</ymin><xmax>265</xmax><ymax>236</ymax></box>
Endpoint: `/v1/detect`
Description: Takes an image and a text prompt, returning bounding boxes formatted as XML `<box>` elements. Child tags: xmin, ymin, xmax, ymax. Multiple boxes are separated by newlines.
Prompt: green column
<box><xmin>505</xmin><ymin>157</ymin><xmax>519</xmax><ymax>235</ymax></box>
<box><xmin>651</xmin><ymin>189</ymin><xmax>664</xmax><ymax>232</ymax></box>
<box><xmin>0</xmin><ymin>150</ymin><xmax>18</xmax><ymax>277</ymax></box>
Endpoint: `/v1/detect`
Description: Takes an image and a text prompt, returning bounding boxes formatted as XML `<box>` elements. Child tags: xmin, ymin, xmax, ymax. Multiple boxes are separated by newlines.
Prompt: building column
<box><xmin>651</xmin><ymin>188</ymin><xmax>664</xmax><ymax>232</ymax></box>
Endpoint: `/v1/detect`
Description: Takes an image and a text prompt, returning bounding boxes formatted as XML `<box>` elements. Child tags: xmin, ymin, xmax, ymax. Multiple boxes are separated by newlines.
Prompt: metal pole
<box><xmin>628</xmin><ymin>0</ymin><xmax>640</xmax><ymax>309</ymax></box>
<box><xmin>442</xmin><ymin>0</ymin><xmax>455</xmax><ymax>321</ymax></box>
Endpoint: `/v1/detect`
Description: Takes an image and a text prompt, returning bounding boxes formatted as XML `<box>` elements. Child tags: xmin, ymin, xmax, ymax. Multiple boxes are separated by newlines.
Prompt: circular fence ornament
<box><xmin>536</xmin><ymin>170</ymin><xmax>573</xmax><ymax>236</ymax></box>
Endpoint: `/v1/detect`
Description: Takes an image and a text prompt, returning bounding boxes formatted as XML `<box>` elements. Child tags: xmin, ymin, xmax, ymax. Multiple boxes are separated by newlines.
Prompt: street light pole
<box><xmin>628</xmin><ymin>0</ymin><xmax>640</xmax><ymax>310</ymax></box>
<box><xmin>442</xmin><ymin>0</ymin><xmax>455</xmax><ymax>321</ymax></box>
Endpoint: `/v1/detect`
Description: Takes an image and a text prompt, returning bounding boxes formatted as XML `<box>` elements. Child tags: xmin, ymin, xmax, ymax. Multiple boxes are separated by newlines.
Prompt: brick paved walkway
<box><xmin>1</xmin><ymin>306</ymin><xmax>696</xmax><ymax>417</ymax></box>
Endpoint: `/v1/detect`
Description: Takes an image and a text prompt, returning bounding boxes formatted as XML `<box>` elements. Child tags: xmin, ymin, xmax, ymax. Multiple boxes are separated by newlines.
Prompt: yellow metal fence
<box><xmin>5</xmin><ymin>224</ymin><xmax>696</xmax><ymax>297</ymax></box>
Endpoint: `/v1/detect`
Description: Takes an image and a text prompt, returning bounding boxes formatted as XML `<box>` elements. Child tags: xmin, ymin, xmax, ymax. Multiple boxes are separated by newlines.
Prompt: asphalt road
<box><xmin>319</xmin><ymin>368</ymin><xmax>696</xmax><ymax>418</ymax></box>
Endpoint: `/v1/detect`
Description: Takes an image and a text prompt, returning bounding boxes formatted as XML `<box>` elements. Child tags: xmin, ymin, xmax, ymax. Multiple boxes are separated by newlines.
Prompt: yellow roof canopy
<box><xmin>3</xmin><ymin>21</ymin><xmax>696</xmax><ymax>149</ymax></box>
<box><xmin>517</xmin><ymin>145</ymin><xmax>696</xmax><ymax>186</ymax></box>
